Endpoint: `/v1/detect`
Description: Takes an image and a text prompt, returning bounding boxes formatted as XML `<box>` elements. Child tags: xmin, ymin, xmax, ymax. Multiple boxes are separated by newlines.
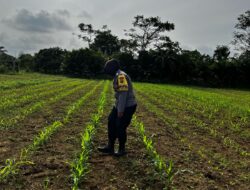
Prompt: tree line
<box><xmin>0</xmin><ymin>10</ymin><xmax>249</xmax><ymax>87</ymax></box>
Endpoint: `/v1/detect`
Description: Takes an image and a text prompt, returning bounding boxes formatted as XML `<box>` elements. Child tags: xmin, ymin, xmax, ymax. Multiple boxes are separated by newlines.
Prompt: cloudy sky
<box><xmin>0</xmin><ymin>0</ymin><xmax>249</xmax><ymax>56</ymax></box>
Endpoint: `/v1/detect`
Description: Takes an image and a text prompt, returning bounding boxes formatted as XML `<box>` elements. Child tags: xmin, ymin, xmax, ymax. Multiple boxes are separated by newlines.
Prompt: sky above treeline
<box><xmin>0</xmin><ymin>0</ymin><xmax>249</xmax><ymax>56</ymax></box>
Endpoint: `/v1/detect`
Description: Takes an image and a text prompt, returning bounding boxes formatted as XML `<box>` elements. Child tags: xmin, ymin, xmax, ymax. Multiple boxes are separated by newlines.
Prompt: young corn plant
<box><xmin>0</xmin><ymin>81</ymin><xmax>102</xmax><ymax>182</ymax></box>
<box><xmin>132</xmin><ymin>116</ymin><xmax>175</xmax><ymax>189</ymax></box>
<box><xmin>70</xmin><ymin>81</ymin><xmax>109</xmax><ymax>190</ymax></box>
<box><xmin>0</xmin><ymin>159</ymin><xmax>34</xmax><ymax>183</ymax></box>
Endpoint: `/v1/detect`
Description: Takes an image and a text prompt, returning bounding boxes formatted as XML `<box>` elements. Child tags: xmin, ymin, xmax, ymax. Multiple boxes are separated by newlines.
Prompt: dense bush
<box><xmin>62</xmin><ymin>48</ymin><xmax>105</xmax><ymax>77</ymax></box>
<box><xmin>18</xmin><ymin>54</ymin><xmax>35</xmax><ymax>72</ymax></box>
<box><xmin>0</xmin><ymin>53</ymin><xmax>17</xmax><ymax>73</ymax></box>
<box><xmin>34</xmin><ymin>47</ymin><xmax>65</xmax><ymax>74</ymax></box>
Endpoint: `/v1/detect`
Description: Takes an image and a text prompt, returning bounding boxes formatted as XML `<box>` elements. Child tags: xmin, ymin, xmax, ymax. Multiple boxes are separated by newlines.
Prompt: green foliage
<box><xmin>78</xmin><ymin>23</ymin><xmax>95</xmax><ymax>47</ymax></box>
<box><xmin>125</xmin><ymin>15</ymin><xmax>175</xmax><ymax>51</ymax></box>
<box><xmin>213</xmin><ymin>45</ymin><xmax>230</xmax><ymax>62</ymax></box>
<box><xmin>34</xmin><ymin>47</ymin><xmax>65</xmax><ymax>74</ymax></box>
<box><xmin>0</xmin><ymin>52</ymin><xmax>17</xmax><ymax>73</ymax></box>
<box><xmin>62</xmin><ymin>48</ymin><xmax>105</xmax><ymax>76</ymax></box>
<box><xmin>90</xmin><ymin>27</ymin><xmax>120</xmax><ymax>55</ymax></box>
<box><xmin>0</xmin><ymin>159</ymin><xmax>34</xmax><ymax>182</ymax></box>
<box><xmin>233</xmin><ymin>10</ymin><xmax>250</xmax><ymax>52</ymax></box>
<box><xmin>17</xmin><ymin>54</ymin><xmax>35</xmax><ymax>72</ymax></box>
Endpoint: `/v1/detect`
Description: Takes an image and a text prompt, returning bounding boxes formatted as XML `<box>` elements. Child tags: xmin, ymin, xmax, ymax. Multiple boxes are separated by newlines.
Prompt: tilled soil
<box><xmin>136</xmin><ymin>102</ymin><xmax>250</xmax><ymax>190</ymax></box>
<box><xmin>80</xmin><ymin>88</ymin><xmax>164</xmax><ymax>190</ymax></box>
<box><xmin>0</xmin><ymin>84</ymin><xmax>103</xmax><ymax>190</ymax></box>
<box><xmin>1</xmin><ymin>81</ymin><xmax>249</xmax><ymax>190</ymax></box>
<box><xmin>0</xmin><ymin>83</ymin><xmax>97</xmax><ymax>163</ymax></box>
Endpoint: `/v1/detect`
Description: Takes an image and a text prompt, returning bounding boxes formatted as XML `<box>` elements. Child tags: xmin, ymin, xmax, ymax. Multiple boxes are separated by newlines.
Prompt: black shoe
<box><xmin>98</xmin><ymin>145</ymin><xmax>114</xmax><ymax>155</ymax></box>
<box><xmin>114</xmin><ymin>149</ymin><xmax>127</xmax><ymax>157</ymax></box>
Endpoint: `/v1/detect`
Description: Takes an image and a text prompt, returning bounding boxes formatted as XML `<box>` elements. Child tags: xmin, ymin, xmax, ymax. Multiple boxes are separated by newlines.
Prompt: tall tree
<box><xmin>34</xmin><ymin>47</ymin><xmax>65</xmax><ymax>74</ymax></box>
<box><xmin>18</xmin><ymin>54</ymin><xmax>35</xmax><ymax>71</ymax></box>
<box><xmin>78</xmin><ymin>23</ymin><xmax>95</xmax><ymax>47</ymax></box>
<box><xmin>125</xmin><ymin>15</ymin><xmax>174</xmax><ymax>51</ymax></box>
<box><xmin>232</xmin><ymin>10</ymin><xmax>250</xmax><ymax>52</ymax></box>
<box><xmin>90</xmin><ymin>26</ymin><xmax>120</xmax><ymax>55</ymax></box>
<box><xmin>120</xmin><ymin>39</ymin><xmax>138</xmax><ymax>53</ymax></box>
<box><xmin>213</xmin><ymin>45</ymin><xmax>230</xmax><ymax>62</ymax></box>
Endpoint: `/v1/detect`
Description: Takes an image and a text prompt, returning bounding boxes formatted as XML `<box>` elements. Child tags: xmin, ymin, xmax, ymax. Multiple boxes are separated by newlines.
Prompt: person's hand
<box><xmin>118</xmin><ymin>112</ymin><xmax>124</xmax><ymax>118</ymax></box>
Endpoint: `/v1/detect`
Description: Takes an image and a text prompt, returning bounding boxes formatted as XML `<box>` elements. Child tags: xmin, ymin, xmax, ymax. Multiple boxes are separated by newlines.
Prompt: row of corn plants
<box><xmin>0</xmin><ymin>81</ymin><xmax>103</xmax><ymax>183</ymax></box>
<box><xmin>0</xmin><ymin>77</ymin><xmax>76</xmax><ymax>98</ymax></box>
<box><xmin>136</xmin><ymin>88</ymin><xmax>250</xmax><ymax>157</ymax></box>
<box><xmin>0</xmin><ymin>80</ymin><xmax>83</xmax><ymax>111</ymax></box>
<box><xmin>136</xmin><ymin>95</ymin><xmax>248</xmax><ymax>185</ymax></box>
<box><xmin>0</xmin><ymin>81</ymin><xmax>93</xmax><ymax>129</ymax></box>
<box><xmin>0</xmin><ymin>73</ymin><xmax>68</xmax><ymax>90</ymax></box>
<box><xmin>134</xmin><ymin>93</ymin><xmax>246</xmax><ymax>181</ymax></box>
<box><xmin>198</xmin><ymin>87</ymin><xmax>250</xmax><ymax>106</ymax></box>
<box><xmin>136</xmin><ymin>83</ymin><xmax>249</xmax><ymax>137</ymax></box>
<box><xmin>70</xmin><ymin>80</ymin><xmax>109</xmax><ymax>190</ymax></box>
<box><xmin>0</xmin><ymin>79</ymin><xmax>64</xmax><ymax>100</ymax></box>
<box><xmin>143</xmin><ymin>85</ymin><xmax>250</xmax><ymax>151</ymax></box>
<box><xmin>141</xmin><ymin>84</ymin><xmax>250</xmax><ymax>128</ymax></box>
<box><xmin>135</xmin><ymin>83</ymin><xmax>250</xmax><ymax>121</ymax></box>
<box><xmin>131</xmin><ymin>116</ymin><xmax>175</xmax><ymax>190</ymax></box>
<box><xmin>0</xmin><ymin>78</ymin><xmax>53</xmax><ymax>90</ymax></box>
<box><xmin>135</xmin><ymin>83</ymin><xmax>249</xmax><ymax>125</ymax></box>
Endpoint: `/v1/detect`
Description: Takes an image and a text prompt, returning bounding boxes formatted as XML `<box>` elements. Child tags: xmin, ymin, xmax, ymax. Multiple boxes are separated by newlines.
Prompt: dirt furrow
<box><xmin>2</xmin><ymin>86</ymin><xmax>104</xmax><ymax>190</ymax></box>
<box><xmin>136</xmin><ymin>103</ymin><xmax>249</xmax><ymax>190</ymax></box>
<box><xmin>81</xmin><ymin>86</ymin><xmax>164</xmax><ymax>190</ymax></box>
<box><xmin>0</xmin><ymin>82</ymin><xmax>97</xmax><ymax>163</ymax></box>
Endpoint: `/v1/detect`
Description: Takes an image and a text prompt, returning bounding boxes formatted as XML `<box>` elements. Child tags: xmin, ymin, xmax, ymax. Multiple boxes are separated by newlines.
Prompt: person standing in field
<box><xmin>98</xmin><ymin>59</ymin><xmax>137</xmax><ymax>157</ymax></box>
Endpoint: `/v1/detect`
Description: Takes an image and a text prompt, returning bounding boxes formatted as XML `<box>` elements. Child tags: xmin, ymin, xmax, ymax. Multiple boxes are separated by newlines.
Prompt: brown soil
<box><xmin>80</xmin><ymin>89</ymin><xmax>164</xmax><ymax>190</ymax></box>
<box><xmin>135</xmin><ymin>102</ymin><xmax>250</xmax><ymax>190</ymax></box>
<box><xmin>0</xmin><ymin>84</ymin><xmax>102</xmax><ymax>190</ymax></box>
<box><xmin>1</xmin><ymin>83</ymin><xmax>249</xmax><ymax>190</ymax></box>
<box><xmin>137</xmin><ymin>90</ymin><xmax>250</xmax><ymax>151</ymax></box>
<box><xmin>0</xmin><ymin>83</ymin><xmax>96</xmax><ymax>163</ymax></box>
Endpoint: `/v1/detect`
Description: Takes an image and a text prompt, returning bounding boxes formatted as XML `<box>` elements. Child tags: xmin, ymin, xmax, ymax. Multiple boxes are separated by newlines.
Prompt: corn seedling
<box><xmin>0</xmin><ymin>81</ymin><xmax>102</xmax><ymax>182</ymax></box>
<box><xmin>132</xmin><ymin>116</ymin><xmax>175</xmax><ymax>189</ymax></box>
<box><xmin>70</xmin><ymin>80</ymin><xmax>109</xmax><ymax>190</ymax></box>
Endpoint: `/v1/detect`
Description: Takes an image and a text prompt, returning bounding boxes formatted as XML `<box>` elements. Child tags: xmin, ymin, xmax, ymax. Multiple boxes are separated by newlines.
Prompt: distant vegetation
<box><xmin>0</xmin><ymin>10</ymin><xmax>249</xmax><ymax>87</ymax></box>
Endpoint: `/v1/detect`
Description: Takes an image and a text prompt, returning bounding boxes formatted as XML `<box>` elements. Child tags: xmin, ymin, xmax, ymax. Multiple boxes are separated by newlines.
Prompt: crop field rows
<box><xmin>0</xmin><ymin>73</ymin><xmax>249</xmax><ymax>190</ymax></box>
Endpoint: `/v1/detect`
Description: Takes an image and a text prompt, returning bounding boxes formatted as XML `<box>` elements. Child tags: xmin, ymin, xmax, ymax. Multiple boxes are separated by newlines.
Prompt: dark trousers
<box><xmin>108</xmin><ymin>105</ymin><xmax>137</xmax><ymax>148</ymax></box>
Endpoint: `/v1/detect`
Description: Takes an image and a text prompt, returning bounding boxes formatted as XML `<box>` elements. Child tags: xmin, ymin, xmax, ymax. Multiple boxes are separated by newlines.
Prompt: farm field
<box><xmin>0</xmin><ymin>73</ymin><xmax>249</xmax><ymax>190</ymax></box>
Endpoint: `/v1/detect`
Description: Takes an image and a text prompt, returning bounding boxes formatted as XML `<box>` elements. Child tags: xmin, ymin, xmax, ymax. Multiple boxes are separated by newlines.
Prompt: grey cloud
<box><xmin>56</xmin><ymin>10</ymin><xmax>71</xmax><ymax>18</ymax></box>
<box><xmin>78</xmin><ymin>10</ymin><xmax>92</xmax><ymax>19</ymax></box>
<box><xmin>2</xmin><ymin>9</ymin><xmax>72</xmax><ymax>33</ymax></box>
<box><xmin>0</xmin><ymin>31</ymin><xmax>58</xmax><ymax>55</ymax></box>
